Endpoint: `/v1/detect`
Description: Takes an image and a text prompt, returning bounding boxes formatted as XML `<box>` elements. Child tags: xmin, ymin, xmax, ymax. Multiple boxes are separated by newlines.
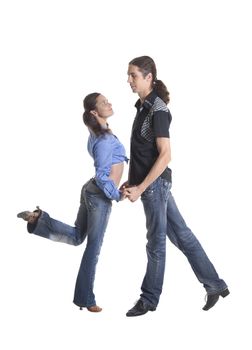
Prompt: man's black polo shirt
<box><xmin>128</xmin><ymin>90</ymin><xmax>172</xmax><ymax>186</ymax></box>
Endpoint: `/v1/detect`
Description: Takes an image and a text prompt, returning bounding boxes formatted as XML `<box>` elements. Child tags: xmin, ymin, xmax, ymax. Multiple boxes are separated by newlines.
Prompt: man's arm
<box><xmin>124</xmin><ymin>137</ymin><xmax>171</xmax><ymax>202</ymax></box>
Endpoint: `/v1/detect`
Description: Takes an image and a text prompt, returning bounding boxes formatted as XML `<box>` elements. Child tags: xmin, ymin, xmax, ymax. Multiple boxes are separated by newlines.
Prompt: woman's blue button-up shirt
<box><xmin>87</xmin><ymin>132</ymin><xmax>128</xmax><ymax>201</ymax></box>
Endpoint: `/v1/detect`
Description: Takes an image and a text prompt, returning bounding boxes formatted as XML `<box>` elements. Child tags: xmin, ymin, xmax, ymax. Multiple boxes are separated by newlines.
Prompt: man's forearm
<box><xmin>138</xmin><ymin>152</ymin><xmax>170</xmax><ymax>193</ymax></box>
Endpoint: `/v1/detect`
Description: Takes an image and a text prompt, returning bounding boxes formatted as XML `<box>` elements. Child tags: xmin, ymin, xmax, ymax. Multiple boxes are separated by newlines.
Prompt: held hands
<box><xmin>119</xmin><ymin>181</ymin><xmax>129</xmax><ymax>201</ymax></box>
<box><xmin>119</xmin><ymin>181</ymin><xmax>144</xmax><ymax>202</ymax></box>
<box><xmin>124</xmin><ymin>186</ymin><xmax>143</xmax><ymax>202</ymax></box>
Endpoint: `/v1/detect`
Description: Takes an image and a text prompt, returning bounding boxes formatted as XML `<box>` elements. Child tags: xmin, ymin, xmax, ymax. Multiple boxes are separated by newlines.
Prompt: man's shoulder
<box><xmin>152</xmin><ymin>96</ymin><xmax>169</xmax><ymax>113</ymax></box>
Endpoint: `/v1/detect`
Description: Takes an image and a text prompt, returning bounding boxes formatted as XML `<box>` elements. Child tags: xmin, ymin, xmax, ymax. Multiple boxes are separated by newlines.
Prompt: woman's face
<box><xmin>95</xmin><ymin>95</ymin><xmax>113</xmax><ymax>118</ymax></box>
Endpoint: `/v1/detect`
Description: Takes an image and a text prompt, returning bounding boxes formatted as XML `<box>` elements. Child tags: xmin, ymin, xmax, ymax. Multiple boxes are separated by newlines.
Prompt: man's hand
<box><xmin>123</xmin><ymin>186</ymin><xmax>144</xmax><ymax>202</ymax></box>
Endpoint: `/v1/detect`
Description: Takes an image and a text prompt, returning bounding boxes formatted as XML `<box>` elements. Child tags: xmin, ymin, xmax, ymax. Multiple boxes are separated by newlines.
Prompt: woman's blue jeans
<box><xmin>140</xmin><ymin>177</ymin><xmax>228</xmax><ymax>307</ymax></box>
<box><xmin>28</xmin><ymin>179</ymin><xmax>112</xmax><ymax>308</ymax></box>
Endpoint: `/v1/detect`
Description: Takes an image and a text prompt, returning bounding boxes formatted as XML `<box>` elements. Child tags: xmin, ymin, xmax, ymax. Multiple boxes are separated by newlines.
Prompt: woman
<box><xmin>122</xmin><ymin>56</ymin><xmax>229</xmax><ymax>316</ymax></box>
<box><xmin>17</xmin><ymin>93</ymin><xmax>128</xmax><ymax>312</ymax></box>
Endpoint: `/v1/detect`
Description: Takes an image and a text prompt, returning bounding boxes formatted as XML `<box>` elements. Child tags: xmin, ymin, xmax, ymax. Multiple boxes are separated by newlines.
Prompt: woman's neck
<box><xmin>96</xmin><ymin>115</ymin><xmax>108</xmax><ymax>128</ymax></box>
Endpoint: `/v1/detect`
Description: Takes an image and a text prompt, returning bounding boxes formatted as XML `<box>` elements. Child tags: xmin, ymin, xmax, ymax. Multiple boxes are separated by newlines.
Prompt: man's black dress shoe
<box><xmin>202</xmin><ymin>288</ymin><xmax>230</xmax><ymax>311</ymax></box>
<box><xmin>126</xmin><ymin>299</ymin><xmax>156</xmax><ymax>317</ymax></box>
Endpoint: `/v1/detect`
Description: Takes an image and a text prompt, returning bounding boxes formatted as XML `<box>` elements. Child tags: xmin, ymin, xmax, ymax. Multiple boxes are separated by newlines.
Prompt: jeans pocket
<box><xmin>142</xmin><ymin>179</ymin><xmax>171</xmax><ymax>203</ymax></box>
<box><xmin>163</xmin><ymin>179</ymin><xmax>172</xmax><ymax>190</ymax></box>
<box><xmin>141</xmin><ymin>188</ymin><xmax>155</xmax><ymax>201</ymax></box>
<box><xmin>85</xmin><ymin>191</ymin><xmax>98</xmax><ymax>211</ymax></box>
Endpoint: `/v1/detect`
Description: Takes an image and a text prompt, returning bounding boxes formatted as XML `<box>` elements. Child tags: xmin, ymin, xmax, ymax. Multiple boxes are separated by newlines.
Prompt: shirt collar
<box><xmin>135</xmin><ymin>90</ymin><xmax>158</xmax><ymax>111</ymax></box>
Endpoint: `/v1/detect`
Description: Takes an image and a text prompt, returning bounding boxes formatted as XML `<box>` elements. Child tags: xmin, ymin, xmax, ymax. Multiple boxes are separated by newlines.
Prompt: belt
<box><xmin>86</xmin><ymin>178</ymin><xmax>103</xmax><ymax>194</ymax></box>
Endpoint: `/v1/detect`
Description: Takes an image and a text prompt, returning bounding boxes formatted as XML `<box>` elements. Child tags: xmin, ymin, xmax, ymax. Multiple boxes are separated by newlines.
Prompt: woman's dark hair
<box><xmin>129</xmin><ymin>56</ymin><xmax>170</xmax><ymax>104</ymax></box>
<box><xmin>83</xmin><ymin>92</ymin><xmax>111</xmax><ymax>136</ymax></box>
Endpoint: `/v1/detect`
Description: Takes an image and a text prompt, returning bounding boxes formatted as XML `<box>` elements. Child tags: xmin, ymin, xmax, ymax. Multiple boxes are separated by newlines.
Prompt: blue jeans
<box><xmin>140</xmin><ymin>177</ymin><xmax>227</xmax><ymax>307</ymax></box>
<box><xmin>28</xmin><ymin>179</ymin><xmax>112</xmax><ymax>308</ymax></box>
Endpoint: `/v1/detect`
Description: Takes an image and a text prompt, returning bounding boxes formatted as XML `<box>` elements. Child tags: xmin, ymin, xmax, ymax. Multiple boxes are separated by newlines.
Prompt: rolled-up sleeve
<box><xmin>93</xmin><ymin>136</ymin><xmax>121</xmax><ymax>201</ymax></box>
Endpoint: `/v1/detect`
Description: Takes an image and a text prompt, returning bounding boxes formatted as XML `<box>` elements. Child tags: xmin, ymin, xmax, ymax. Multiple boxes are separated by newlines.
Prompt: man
<box><xmin>122</xmin><ymin>56</ymin><xmax>229</xmax><ymax>317</ymax></box>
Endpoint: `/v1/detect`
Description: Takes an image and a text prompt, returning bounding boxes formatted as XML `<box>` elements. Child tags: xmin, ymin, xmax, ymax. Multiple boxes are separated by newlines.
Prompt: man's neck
<box><xmin>138</xmin><ymin>88</ymin><xmax>153</xmax><ymax>104</ymax></box>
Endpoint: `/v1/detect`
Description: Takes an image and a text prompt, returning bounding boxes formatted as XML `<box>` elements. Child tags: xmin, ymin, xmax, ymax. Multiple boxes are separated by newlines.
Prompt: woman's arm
<box><xmin>93</xmin><ymin>135</ymin><xmax>122</xmax><ymax>201</ymax></box>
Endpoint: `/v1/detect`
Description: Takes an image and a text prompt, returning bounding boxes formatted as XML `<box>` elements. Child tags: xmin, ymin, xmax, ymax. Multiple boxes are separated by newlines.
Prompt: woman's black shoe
<box><xmin>202</xmin><ymin>288</ymin><xmax>230</xmax><ymax>311</ymax></box>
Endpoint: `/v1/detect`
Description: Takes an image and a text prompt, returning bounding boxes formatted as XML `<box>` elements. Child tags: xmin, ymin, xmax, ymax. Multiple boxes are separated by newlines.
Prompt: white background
<box><xmin>1</xmin><ymin>0</ymin><xmax>251</xmax><ymax>349</ymax></box>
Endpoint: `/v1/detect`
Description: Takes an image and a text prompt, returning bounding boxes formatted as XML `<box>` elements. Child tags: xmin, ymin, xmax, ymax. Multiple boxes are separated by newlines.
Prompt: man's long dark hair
<box><xmin>129</xmin><ymin>56</ymin><xmax>170</xmax><ymax>104</ymax></box>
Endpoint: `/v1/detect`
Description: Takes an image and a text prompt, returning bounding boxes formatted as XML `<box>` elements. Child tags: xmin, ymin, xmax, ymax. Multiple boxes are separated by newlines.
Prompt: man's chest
<box><xmin>132</xmin><ymin>109</ymin><xmax>155</xmax><ymax>143</ymax></box>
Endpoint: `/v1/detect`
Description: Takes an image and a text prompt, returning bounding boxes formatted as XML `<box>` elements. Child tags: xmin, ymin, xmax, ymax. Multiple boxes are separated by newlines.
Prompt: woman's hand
<box><xmin>119</xmin><ymin>181</ymin><xmax>129</xmax><ymax>191</ymax></box>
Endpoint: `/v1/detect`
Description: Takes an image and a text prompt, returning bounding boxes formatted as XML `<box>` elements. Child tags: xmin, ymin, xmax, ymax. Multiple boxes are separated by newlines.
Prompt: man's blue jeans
<box><xmin>140</xmin><ymin>177</ymin><xmax>227</xmax><ymax>307</ymax></box>
<box><xmin>28</xmin><ymin>179</ymin><xmax>112</xmax><ymax>308</ymax></box>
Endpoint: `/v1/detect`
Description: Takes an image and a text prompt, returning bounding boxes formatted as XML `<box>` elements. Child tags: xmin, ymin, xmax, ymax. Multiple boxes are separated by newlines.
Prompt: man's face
<box><xmin>127</xmin><ymin>64</ymin><xmax>152</xmax><ymax>95</ymax></box>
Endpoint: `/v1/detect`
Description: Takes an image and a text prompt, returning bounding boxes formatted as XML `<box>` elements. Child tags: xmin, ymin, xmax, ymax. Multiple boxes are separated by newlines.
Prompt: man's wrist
<box><xmin>138</xmin><ymin>183</ymin><xmax>147</xmax><ymax>194</ymax></box>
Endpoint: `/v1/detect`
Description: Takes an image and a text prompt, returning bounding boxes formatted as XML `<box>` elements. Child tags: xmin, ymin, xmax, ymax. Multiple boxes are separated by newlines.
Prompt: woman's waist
<box><xmin>109</xmin><ymin>162</ymin><xmax>124</xmax><ymax>187</ymax></box>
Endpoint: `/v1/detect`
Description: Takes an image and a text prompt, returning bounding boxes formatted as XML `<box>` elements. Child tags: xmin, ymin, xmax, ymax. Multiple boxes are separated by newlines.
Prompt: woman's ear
<box><xmin>90</xmin><ymin>110</ymin><xmax>98</xmax><ymax>117</ymax></box>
